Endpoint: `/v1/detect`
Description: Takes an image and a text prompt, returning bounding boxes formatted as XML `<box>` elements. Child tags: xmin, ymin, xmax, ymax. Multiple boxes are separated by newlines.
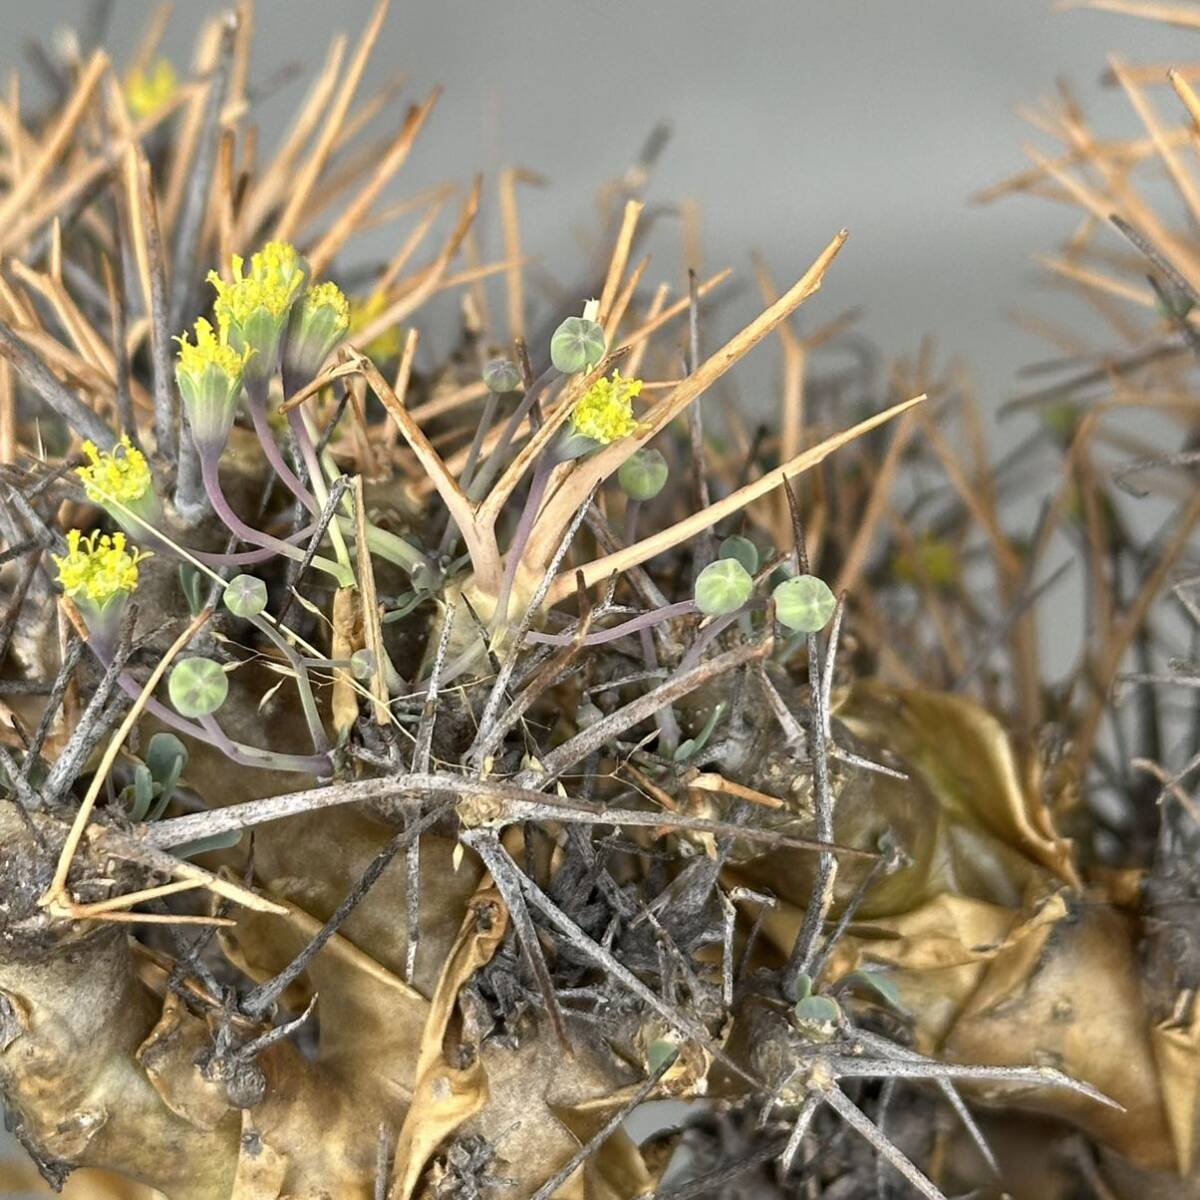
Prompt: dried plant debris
<box><xmin>0</xmin><ymin>2</ymin><xmax>1196</xmax><ymax>1198</ymax></box>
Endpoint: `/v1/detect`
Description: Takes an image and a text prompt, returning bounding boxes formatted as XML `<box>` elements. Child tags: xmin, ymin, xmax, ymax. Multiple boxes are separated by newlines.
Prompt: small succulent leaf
<box><xmin>617</xmin><ymin>447</ymin><xmax>669</xmax><ymax>501</ymax></box>
<box><xmin>695</xmin><ymin>559</ymin><xmax>754</xmax><ymax>615</ymax></box>
<box><xmin>773</xmin><ymin>574</ymin><xmax>837</xmax><ymax>632</ymax></box>
<box><xmin>719</xmin><ymin>535</ymin><xmax>759</xmax><ymax>574</ymax></box>
<box><xmin>178</xmin><ymin>563</ymin><xmax>205</xmax><ymax>617</ymax></box>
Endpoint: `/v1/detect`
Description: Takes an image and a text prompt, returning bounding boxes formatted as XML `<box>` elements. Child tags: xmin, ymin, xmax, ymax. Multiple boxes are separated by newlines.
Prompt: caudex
<box><xmin>0</xmin><ymin>3</ymin><xmax>1196</xmax><ymax>1199</ymax></box>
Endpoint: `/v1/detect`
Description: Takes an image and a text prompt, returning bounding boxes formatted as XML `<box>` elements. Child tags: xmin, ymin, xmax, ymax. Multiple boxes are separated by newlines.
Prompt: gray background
<box><xmin>0</xmin><ymin>3</ymin><xmax>1194</xmax><ymax>1193</ymax></box>
<box><xmin>4</xmin><ymin>1</ymin><xmax>1190</xmax><ymax>412</ymax></box>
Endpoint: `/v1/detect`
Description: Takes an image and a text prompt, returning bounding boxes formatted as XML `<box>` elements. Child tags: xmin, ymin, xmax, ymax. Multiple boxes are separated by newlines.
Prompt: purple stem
<box><xmin>677</xmin><ymin>610</ymin><xmax>747</xmax><ymax>674</ymax></box>
<box><xmin>524</xmin><ymin>600</ymin><xmax>698</xmax><ymax>648</ymax></box>
<box><xmin>106</xmin><ymin>656</ymin><xmax>330</xmax><ymax>776</ymax></box>
<box><xmin>246</xmin><ymin>386</ymin><xmax>319</xmax><ymax>515</ymax></box>
<box><xmin>467</xmin><ymin>366</ymin><xmax>560</xmax><ymax>503</ymax></box>
<box><xmin>492</xmin><ymin>454</ymin><xmax>554</xmax><ymax>628</ymax></box>
<box><xmin>200</xmin><ymin>450</ymin><xmax>315</xmax><ymax>565</ymax></box>
<box><xmin>191</xmin><ymin>535</ymin><xmax>314</xmax><ymax>568</ymax></box>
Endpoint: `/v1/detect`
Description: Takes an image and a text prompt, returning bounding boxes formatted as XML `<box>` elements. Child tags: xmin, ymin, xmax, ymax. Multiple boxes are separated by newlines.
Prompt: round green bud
<box><xmin>617</xmin><ymin>448</ymin><xmax>669</xmax><ymax>501</ymax></box>
<box><xmin>550</xmin><ymin>316</ymin><xmax>605</xmax><ymax>375</ymax></box>
<box><xmin>169</xmin><ymin>656</ymin><xmax>229</xmax><ymax>718</ymax></box>
<box><xmin>350</xmin><ymin>648</ymin><xmax>376</xmax><ymax>681</ymax></box>
<box><xmin>694</xmin><ymin>558</ymin><xmax>754</xmax><ymax>615</ymax></box>
<box><xmin>223</xmin><ymin>574</ymin><xmax>268</xmax><ymax>618</ymax></box>
<box><xmin>482</xmin><ymin>357</ymin><xmax>522</xmax><ymax>393</ymax></box>
<box><xmin>719</xmin><ymin>535</ymin><xmax>758</xmax><ymax>574</ymax></box>
<box><xmin>773</xmin><ymin>574</ymin><xmax>837</xmax><ymax>632</ymax></box>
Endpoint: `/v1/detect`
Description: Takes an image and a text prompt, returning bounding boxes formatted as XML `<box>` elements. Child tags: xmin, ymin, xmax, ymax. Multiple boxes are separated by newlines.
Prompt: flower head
<box><xmin>284</xmin><ymin>280</ymin><xmax>350</xmax><ymax>390</ymax></box>
<box><xmin>175</xmin><ymin>317</ymin><xmax>253</xmax><ymax>454</ymax></box>
<box><xmin>54</xmin><ymin>529</ymin><xmax>151</xmax><ymax>611</ymax></box>
<box><xmin>77</xmin><ymin>436</ymin><xmax>151</xmax><ymax>505</ymax></box>
<box><xmin>569</xmin><ymin>370</ymin><xmax>643</xmax><ymax>446</ymax></box>
<box><xmin>77</xmin><ymin>435</ymin><xmax>160</xmax><ymax>532</ymax></box>
<box><xmin>208</xmin><ymin>242</ymin><xmax>308</xmax><ymax>387</ymax></box>
<box><xmin>125</xmin><ymin>59</ymin><xmax>178</xmax><ymax>119</ymax></box>
<box><xmin>348</xmin><ymin>291</ymin><xmax>404</xmax><ymax>362</ymax></box>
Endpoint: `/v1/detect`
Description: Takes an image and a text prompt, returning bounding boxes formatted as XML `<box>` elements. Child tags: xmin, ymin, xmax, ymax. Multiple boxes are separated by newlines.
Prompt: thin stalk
<box><xmin>287</xmin><ymin>406</ymin><xmax>353</xmax><ymax>576</ymax></box>
<box><xmin>249</xmin><ymin>613</ymin><xmax>329</xmax><ymax>755</ymax></box>
<box><xmin>200</xmin><ymin>449</ymin><xmax>353</xmax><ymax>586</ymax></box>
<box><xmin>525</xmin><ymin>600</ymin><xmax>697</xmax><ymax>648</ymax></box>
<box><xmin>492</xmin><ymin>454</ymin><xmax>559</xmax><ymax>630</ymax></box>
<box><xmin>245</xmin><ymin>386</ymin><xmax>319</xmax><ymax>514</ymax></box>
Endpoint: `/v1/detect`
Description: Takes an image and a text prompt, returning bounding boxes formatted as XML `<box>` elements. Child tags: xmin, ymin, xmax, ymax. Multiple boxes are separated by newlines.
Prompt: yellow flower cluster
<box><xmin>77</xmin><ymin>435</ymin><xmax>152</xmax><ymax>507</ymax></box>
<box><xmin>54</xmin><ymin>529</ymin><xmax>152</xmax><ymax>607</ymax></box>
<box><xmin>306</xmin><ymin>280</ymin><xmax>350</xmax><ymax>325</ymax></box>
<box><xmin>175</xmin><ymin>317</ymin><xmax>252</xmax><ymax>382</ymax></box>
<box><xmin>570</xmin><ymin>370</ymin><xmax>643</xmax><ymax>445</ymax></box>
<box><xmin>208</xmin><ymin>241</ymin><xmax>306</xmax><ymax>333</ymax></box>
<box><xmin>894</xmin><ymin>534</ymin><xmax>959</xmax><ymax>588</ymax></box>
<box><xmin>125</xmin><ymin>59</ymin><xmax>178</xmax><ymax>119</ymax></box>
<box><xmin>348</xmin><ymin>291</ymin><xmax>403</xmax><ymax>361</ymax></box>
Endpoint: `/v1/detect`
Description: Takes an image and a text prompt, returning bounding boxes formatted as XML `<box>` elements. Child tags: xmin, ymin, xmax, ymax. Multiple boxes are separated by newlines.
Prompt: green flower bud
<box><xmin>719</xmin><ymin>535</ymin><xmax>758</xmax><ymax>574</ymax></box>
<box><xmin>284</xmin><ymin>280</ymin><xmax>349</xmax><ymax>390</ymax></box>
<box><xmin>350</xmin><ymin>648</ymin><xmax>376</xmax><ymax>681</ymax></box>
<box><xmin>224</xmin><ymin>574</ymin><xmax>268</xmax><ymax>618</ymax></box>
<box><xmin>550</xmin><ymin>316</ymin><xmax>605</xmax><ymax>374</ymax></box>
<box><xmin>175</xmin><ymin>318</ymin><xmax>252</xmax><ymax>455</ymax></box>
<box><xmin>617</xmin><ymin>448</ymin><xmax>669</xmax><ymax>501</ymax></box>
<box><xmin>694</xmin><ymin>558</ymin><xmax>754</xmax><ymax>615</ymax></box>
<box><xmin>773</xmin><ymin>574</ymin><xmax>836</xmax><ymax>632</ymax></box>
<box><xmin>169</xmin><ymin>656</ymin><xmax>229</xmax><ymax>718</ymax></box>
<box><xmin>482</xmin><ymin>357</ymin><xmax>522</xmax><ymax>393</ymax></box>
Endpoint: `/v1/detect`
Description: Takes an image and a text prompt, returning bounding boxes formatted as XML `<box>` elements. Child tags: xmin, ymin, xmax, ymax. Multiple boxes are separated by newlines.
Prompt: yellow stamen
<box><xmin>54</xmin><ymin>529</ymin><xmax>152</xmax><ymax>607</ymax></box>
<box><xmin>125</xmin><ymin>59</ymin><xmax>178</xmax><ymax>119</ymax></box>
<box><xmin>208</xmin><ymin>241</ymin><xmax>306</xmax><ymax>335</ymax></box>
<box><xmin>349</xmin><ymin>291</ymin><xmax>403</xmax><ymax>361</ymax></box>
<box><xmin>175</xmin><ymin>317</ymin><xmax>250</xmax><ymax>382</ymax></box>
<box><xmin>570</xmin><ymin>370</ymin><xmax>643</xmax><ymax>445</ymax></box>
<box><xmin>77</xmin><ymin>435</ymin><xmax>152</xmax><ymax>507</ymax></box>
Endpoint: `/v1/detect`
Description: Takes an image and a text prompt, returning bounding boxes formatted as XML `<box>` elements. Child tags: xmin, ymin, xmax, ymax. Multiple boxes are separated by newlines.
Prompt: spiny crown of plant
<box><xmin>570</xmin><ymin>369</ymin><xmax>643</xmax><ymax>445</ymax></box>
<box><xmin>175</xmin><ymin>316</ymin><xmax>252</xmax><ymax>384</ymax></box>
<box><xmin>208</xmin><ymin>241</ymin><xmax>308</xmax><ymax>333</ymax></box>
<box><xmin>125</xmin><ymin>57</ymin><xmax>178</xmax><ymax>119</ymax></box>
<box><xmin>76</xmin><ymin>435</ymin><xmax>152</xmax><ymax>506</ymax></box>
<box><xmin>53</xmin><ymin>529</ymin><xmax>151</xmax><ymax>606</ymax></box>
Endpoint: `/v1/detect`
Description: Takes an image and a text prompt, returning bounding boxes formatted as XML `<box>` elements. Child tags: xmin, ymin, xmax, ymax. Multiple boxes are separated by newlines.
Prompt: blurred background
<box><xmin>1</xmin><ymin>5</ymin><xmax>1195</xmax><ymax>1193</ymax></box>
<box><xmin>2</xmin><ymin>0</ymin><xmax>1188</xmax><ymax>419</ymax></box>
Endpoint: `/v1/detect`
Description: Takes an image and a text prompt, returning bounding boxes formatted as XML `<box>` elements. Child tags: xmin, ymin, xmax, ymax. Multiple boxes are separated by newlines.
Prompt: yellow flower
<box><xmin>54</xmin><ymin>529</ymin><xmax>152</xmax><ymax>608</ymax></box>
<box><xmin>285</xmin><ymin>281</ymin><xmax>351</xmax><ymax>386</ymax></box>
<box><xmin>893</xmin><ymin>535</ymin><xmax>959</xmax><ymax>589</ymax></box>
<box><xmin>208</xmin><ymin>242</ymin><xmax>307</xmax><ymax>335</ymax></box>
<box><xmin>175</xmin><ymin>317</ymin><xmax>249</xmax><ymax>382</ymax></box>
<box><xmin>349</xmin><ymin>291</ymin><xmax>404</xmax><ymax>361</ymax></box>
<box><xmin>207</xmin><ymin>243</ymin><xmax>307</xmax><ymax>387</ymax></box>
<box><xmin>125</xmin><ymin>59</ymin><xmax>178</xmax><ymax>119</ymax></box>
<box><xmin>77</xmin><ymin>435</ymin><xmax>152</xmax><ymax>507</ymax></box>
<box><xmin>175</xmin><ymin>318</ymin><xmax>253</xmax><ymax>450</ymax></box>
<box><xmin>569</xmin><ymin>370</ymin><xmax>643</xmax><ymax>445</ymax></box>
